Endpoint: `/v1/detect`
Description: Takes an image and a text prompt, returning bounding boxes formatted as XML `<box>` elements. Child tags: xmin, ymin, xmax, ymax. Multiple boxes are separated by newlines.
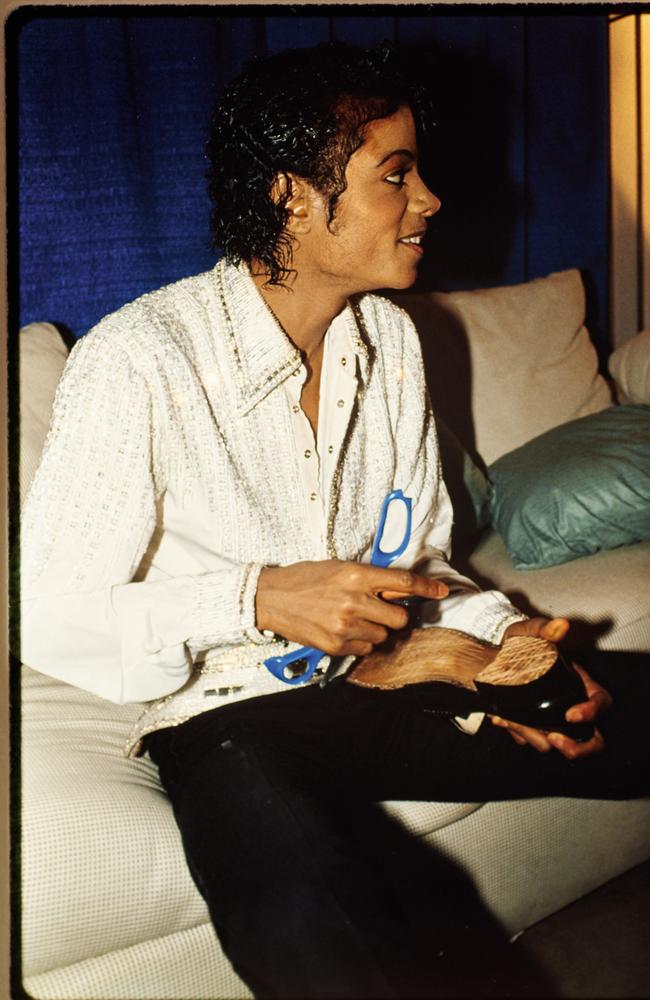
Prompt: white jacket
<box><xmin>21</xmin><ymin>258</ymin><xmax>525</xmax><ymax>721</ymax></box>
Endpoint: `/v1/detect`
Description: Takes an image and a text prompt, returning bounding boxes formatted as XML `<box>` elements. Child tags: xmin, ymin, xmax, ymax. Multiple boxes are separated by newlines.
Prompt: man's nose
<box><xmin>411</xmin><ymin>175</ymin><xmax>441</xmax><ymax>217</ymax></box>
<box><xmin>420</xmin><ymin>186</ymin><xmax>441</xmax><ymax>218</ymax></box>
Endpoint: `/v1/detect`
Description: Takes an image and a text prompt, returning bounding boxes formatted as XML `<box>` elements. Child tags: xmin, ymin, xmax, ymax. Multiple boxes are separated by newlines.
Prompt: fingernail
<box><xmin>548</xmin><ymin>733</ymin><xmax>565</xmax><ymax>749</ymax></box>
<box><xmin>566</xmin><ymin>707</ymin><xmax>582</xmax><ymax>723</ymax></box>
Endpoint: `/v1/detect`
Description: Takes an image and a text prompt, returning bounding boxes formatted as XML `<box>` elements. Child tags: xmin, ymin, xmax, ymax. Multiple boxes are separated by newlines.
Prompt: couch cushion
<box><xmin>608</xmin><ymin>329</ymin><xmax>650</xmax><ymax>405</ymax></box>
<box><xmin>460</xmin><ymin>531</ymin><xmax>650</xmax><ymax>652</ymax></box>
<box><xmin>487</xmin><ymin>404</ymin><xmax>650</xmax><ymax>569</ymax></box>
<box><xmin>20</xmin><ymin>666</ymin><xmax>210</xmax><ymax>975</ymax></box>
<box><xmin>393</xmin><ymin>270</ymin><xmax>613</xmax><ymax>465</ymax></box>
<box><xmin>23</xmin><ymin>924</ymin><xmax>248</xmax><ymax>1000</ymax></box>
<box><xmin>21</xmin><ymin>664</ymin><xmax>483</xmax><ymax>977</ymax></box>
<box><xmin>19</xmin><ymin>322</ymin><xmax>69</xmax><ymax>506</ymax></box>
<box><xmin>427</xmin><ymin>795</ymin><xmax>650</xmax><ymax>937</ymax></box>
<box><xmin>382</xmin><ymin>799</ymin><xmax>482</xmax><ymax>837</ymax></box>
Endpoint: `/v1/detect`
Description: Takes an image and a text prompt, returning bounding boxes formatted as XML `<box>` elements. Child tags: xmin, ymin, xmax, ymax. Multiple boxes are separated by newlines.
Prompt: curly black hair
<box><xmin>206</xmin><ymin>41</ymin><xmax>433</xmax><ymax>285</ymax></box>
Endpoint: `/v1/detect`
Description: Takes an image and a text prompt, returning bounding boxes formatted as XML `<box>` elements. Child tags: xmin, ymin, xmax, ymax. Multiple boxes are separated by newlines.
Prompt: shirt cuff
<box><xmin>189</xmin><ymin>562</ymin><xmax>265</xmax><ymax>647</ymax></box>
<box><xmin>240</xmin><ymin>562</ymin><xmax>273</xmax><ymax>644</ymax></box>
<box><xmin>432</xmin><ymin>588</ymin><xmax>529</xmax><ymax>645</ymax></box>
<box><xmin>489</xmin><ymin>608</ymin><xmax>530</xmax><ymax>645</ymax></box>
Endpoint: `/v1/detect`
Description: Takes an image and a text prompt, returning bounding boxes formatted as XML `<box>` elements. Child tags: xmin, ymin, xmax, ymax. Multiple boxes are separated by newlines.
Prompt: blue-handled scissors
<box><xmin>263</xmin><ymin>489</ymin><xmax>412</xmax><ymax>685</ymax></box>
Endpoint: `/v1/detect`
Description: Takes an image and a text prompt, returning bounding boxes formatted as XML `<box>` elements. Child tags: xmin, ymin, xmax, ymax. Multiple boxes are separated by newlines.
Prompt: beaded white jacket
<box><xmin>21</xmin><ymin>258</ymin><xmax>526</xmax><ymax>720</ymax></box>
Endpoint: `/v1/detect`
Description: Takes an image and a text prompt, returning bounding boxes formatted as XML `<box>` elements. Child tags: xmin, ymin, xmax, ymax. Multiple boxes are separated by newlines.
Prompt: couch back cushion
<box><xmin>392</xmin><ymin>269</ymin><xmax>613</xmax><ymax>465</ymax></box>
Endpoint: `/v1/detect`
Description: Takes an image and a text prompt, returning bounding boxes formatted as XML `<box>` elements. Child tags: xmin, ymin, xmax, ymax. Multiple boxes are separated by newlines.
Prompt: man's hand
<box><xmin>256</xmin><ymin>560</ymin><xmax>448</xmax><ymax>658</ymax></box>
<box><xmin>490</xmin><ymin>617</ymin><xmax>612</xmax><ymax>759</ymax></box>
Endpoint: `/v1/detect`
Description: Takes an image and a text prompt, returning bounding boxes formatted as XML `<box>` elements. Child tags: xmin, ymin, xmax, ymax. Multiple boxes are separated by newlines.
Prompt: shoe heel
<box><xmin>477</xmin><ymin>654</ymin><xmax>595</xmax><ymax>742</ymax></box>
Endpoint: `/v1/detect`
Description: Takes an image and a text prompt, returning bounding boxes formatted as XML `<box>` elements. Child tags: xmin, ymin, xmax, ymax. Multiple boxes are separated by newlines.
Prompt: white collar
<box><xmin>213</xmin><ymin>258</ymin><xmax>370</xmax><ymax>415</ymax></box>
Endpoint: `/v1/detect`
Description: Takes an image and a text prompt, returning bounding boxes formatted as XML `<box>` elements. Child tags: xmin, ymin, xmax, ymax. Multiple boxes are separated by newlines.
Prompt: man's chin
<box><xmin>381</xmin><ymin>269</ymin><xmax>419</xmax><ymax>292</ymax></box>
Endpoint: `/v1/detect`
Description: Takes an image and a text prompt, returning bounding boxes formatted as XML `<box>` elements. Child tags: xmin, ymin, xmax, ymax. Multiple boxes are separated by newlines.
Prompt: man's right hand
<box><xmin>255</xmin><ymin>560</ymin><xmax>449</xmax><ymax>657</ymax></box>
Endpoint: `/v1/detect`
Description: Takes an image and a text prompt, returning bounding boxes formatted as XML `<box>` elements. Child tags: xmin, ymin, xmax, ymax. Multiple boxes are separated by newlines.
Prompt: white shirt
<box><xmin>20</xmin><ymin>258</ymin><xmax>526</xmax><ymax>743</ymax></box>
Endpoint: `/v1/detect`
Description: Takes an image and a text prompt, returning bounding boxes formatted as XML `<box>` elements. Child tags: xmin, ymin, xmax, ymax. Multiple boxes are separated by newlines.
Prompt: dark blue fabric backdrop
<box><xmin>14</xmin><ymin>9</ymin><xmax>610</xmax><ymax>350</ymax></box>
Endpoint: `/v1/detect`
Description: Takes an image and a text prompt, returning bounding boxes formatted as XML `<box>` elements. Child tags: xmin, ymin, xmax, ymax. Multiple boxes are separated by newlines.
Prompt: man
<box><xmin>21</xmin><ymin>42</ymin><xmax>643</xmax><ymax>998</ymax></box>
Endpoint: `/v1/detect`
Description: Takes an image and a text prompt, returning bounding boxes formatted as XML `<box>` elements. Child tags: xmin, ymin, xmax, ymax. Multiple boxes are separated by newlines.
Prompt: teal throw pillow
<box><xmin>487</xmin><ymin>405</ymin><xmax>650</xmax><ymax>569</ymax></box>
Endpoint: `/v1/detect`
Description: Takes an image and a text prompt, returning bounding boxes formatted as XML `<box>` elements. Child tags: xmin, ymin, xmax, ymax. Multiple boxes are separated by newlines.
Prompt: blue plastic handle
<box><xmin>263</xmin><ymin>645</ymin><xmax>324</xmax><ymax>685</ymax></box>
<box><xmin>370</xmin><ymin>489</ymin><xmax>412</xmax><ymax>568</ymax></box>
<box><xmin>263</xmin><ymin>489</ymin><xmax>413</xmax><ymax>686</ymax></box>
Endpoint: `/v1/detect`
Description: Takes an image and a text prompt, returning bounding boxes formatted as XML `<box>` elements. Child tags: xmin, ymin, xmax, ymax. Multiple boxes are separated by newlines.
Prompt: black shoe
<box><xmin>348</xmin><ymin>623</ymin><xmax>595</xmax><ymax>742</ymax></box>
<box><xmin>410</xmin><ymin>652</ymin><xmax>594</xmax><ymax>742</ymax></box>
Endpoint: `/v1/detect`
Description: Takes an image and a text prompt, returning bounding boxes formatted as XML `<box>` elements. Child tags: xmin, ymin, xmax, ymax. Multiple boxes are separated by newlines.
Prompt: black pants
<box><xmin>146</xmin><ymin>653</ymin><xmax>649</xmax><ymax>999</ymax></box>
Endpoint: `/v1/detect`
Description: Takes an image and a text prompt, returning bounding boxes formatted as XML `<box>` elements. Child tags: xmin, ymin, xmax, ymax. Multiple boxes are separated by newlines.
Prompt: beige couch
<box><xmin>19</xmin><ymin>270</ymin><xmax>650</xmax><ymax>1000</ymax></box>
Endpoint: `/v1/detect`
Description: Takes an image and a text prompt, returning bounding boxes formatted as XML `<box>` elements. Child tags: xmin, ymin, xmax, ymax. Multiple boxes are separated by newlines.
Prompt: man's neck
<box><xmin>251</xmin><ymin>262</ymin><xmax>348</xmax><ymax>361</ymax></box>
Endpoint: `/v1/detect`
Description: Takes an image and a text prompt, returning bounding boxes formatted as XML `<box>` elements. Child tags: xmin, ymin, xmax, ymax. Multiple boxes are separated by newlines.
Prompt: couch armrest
<box><xmin>19</xmin><ymin>322</ymin><xmax>70</xmax><ymax>506</ymax></box>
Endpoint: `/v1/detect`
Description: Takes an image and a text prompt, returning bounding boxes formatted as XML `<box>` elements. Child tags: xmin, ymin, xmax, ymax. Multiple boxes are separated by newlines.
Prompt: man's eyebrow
<box><xmin>375</xmin><ymin>148</ymin><xmax>416</xmax><ymax>167</ymax></box>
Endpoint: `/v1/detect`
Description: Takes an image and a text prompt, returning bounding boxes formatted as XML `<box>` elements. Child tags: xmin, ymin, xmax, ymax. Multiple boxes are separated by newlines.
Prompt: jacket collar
<box><xmin>213</xmin><ymin>258</ymin><xmax>370</xmax><ymax>415</ymax></box>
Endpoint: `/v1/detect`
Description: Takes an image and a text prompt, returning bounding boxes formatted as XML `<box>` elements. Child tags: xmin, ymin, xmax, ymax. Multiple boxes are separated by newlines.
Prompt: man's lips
<box><xmin>398</xmin><ymin>230</ymin><xmax>426</xmax><ymax>255</ymax></box>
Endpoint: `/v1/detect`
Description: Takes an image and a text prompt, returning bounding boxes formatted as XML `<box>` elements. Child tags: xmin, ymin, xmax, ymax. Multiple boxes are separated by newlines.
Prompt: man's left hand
<box><xmin>489</xmin><ymin>617</ymin><xmax>612</xmax><ymax>759</ymax></box>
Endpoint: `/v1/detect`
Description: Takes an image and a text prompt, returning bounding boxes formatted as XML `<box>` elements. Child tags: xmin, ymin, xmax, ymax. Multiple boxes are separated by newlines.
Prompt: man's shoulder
<box><xmin>354</xmin><ymin>290</ymin><xmax>421</xmax><ymax>356</ymax></box>
<box><xmin>76</xmin><ymin>267</ymin><xmax>217</xmax><ymax>366</ymax></box>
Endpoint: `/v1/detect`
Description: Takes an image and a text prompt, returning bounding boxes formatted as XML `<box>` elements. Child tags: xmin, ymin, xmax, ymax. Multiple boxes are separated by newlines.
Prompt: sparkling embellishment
<box><xmin>341</xmin><ymin>356</ymin><xmax>347</xmax><ymax>366</ymax></box>
<box><xmin>214</xmin><ymin>264</ymin><xmax>302</xmax><ymax>413</ymax></box>
<box><xmin>205</xmin><ymin>685</ymin><xmax>245</xmax><ymax>697</ymax></box>
<box><xmin>124</xmin><ymin>637</ymin><xmax>310</xmax><ymax>755</ymax></box>
<box><xmin>337</xmin><ymin>399</ymin><xmax>345</xmax><ymax>408</ymax></box>
<box><xmin>304</xmin><ymin>449</ymin><xmax>311</xmax><ymax>459</ymax></box>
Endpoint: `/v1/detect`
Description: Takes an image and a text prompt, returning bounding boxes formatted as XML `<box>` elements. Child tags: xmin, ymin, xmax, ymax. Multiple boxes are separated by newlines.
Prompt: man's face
<box><xmin>302</xmin><ymin>105</ymin><xmax>440</xmax><ymax>295</ymax></box>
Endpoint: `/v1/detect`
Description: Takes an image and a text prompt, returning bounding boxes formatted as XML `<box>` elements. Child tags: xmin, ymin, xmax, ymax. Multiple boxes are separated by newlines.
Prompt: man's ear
<box><xmin>270</xmin><ymin>172</ymin><xmax>317</xmax><ymax>234</ymax></box>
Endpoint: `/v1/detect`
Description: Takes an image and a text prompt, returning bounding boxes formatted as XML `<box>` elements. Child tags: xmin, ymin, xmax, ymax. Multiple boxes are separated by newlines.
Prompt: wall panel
<box><xmin>609</xmin><ymin>14</ymin><xmax>640</xmax><ymax>347</ymax></box>
<box><xmin>641</xmin><ymin>15</ymin><xmax>650</xmax><ymax>331</ymax></box>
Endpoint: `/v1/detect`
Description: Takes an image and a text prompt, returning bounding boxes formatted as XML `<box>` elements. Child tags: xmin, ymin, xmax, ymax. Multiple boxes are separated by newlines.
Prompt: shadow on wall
<box><xmin>609</xmin><ymin>175</ymin><xmax>649</xmax><ymax>352</ymax></box>
<box><xmin>387</xmin><ymin>290</ymin><xmax>477</xmax><ymax>460</ymax></box>
<box><xmin>402</xmin><ymin>42</ymin><xmax>523</xmax><ymax>294</ymax></box>
<box><xmin>385</xmin><ymin>287</ymin><xmax>488</xmax><ymax>555</ymax></box>
<box><xmin>380</xmin><ymin>43</ymin><xmax>523</xmax><ymax>480</ymax></box>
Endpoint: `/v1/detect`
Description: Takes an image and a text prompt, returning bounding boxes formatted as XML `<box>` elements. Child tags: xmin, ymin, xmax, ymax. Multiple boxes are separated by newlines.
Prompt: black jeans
<box><xmin>145</xmin><ymin>653</ymin><xmax>649</xmax><ymax>999</ymax></box>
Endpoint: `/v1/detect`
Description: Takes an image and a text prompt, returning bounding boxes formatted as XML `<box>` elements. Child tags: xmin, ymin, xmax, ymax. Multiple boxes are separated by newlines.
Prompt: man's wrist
<box><xmin>254</xmin><ymin>565</ymin><xmax>279</xmax><ymax>636</ymax></box>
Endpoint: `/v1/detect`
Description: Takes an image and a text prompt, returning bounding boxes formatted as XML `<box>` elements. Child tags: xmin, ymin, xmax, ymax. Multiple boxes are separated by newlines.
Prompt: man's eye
<box><xmin>385</xmin><ymin>169</ymin><xmax>407</xmax><ymax>188</ymax></box>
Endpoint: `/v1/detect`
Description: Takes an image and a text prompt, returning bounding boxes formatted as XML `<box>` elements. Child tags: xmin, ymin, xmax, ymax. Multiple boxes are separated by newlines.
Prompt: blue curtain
<box><xmin>13</xmin><ymin>10</ymin><xmax>609</xmax><ymax>350</ymax></box>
